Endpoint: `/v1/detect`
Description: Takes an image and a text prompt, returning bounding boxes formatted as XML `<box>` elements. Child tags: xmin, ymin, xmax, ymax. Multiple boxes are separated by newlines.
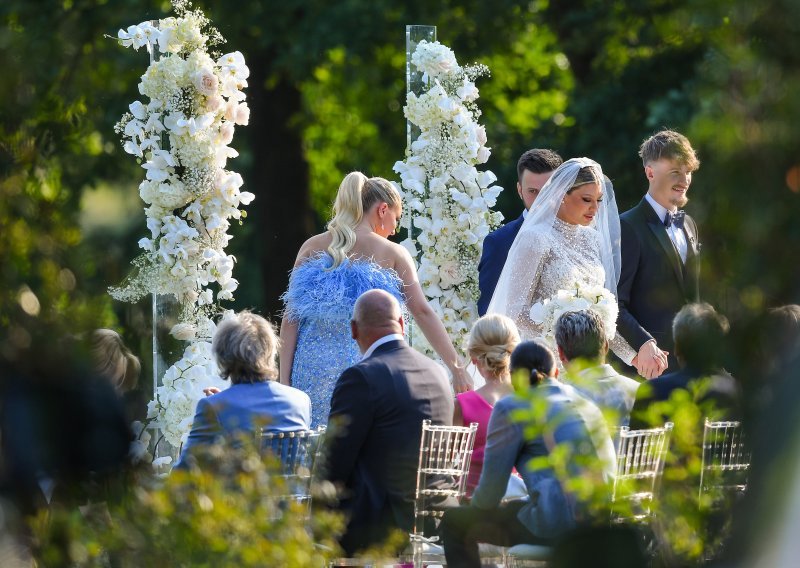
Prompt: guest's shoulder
<box><xmin>270</xmin><ymin>380</ymin><xmax>311</xmax><ymax>401</ymax></box>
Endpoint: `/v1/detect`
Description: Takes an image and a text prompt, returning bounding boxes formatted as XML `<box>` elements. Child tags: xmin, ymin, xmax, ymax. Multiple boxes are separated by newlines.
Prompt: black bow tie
<box><xmin>664</xmin><ymin>210</ymin><xmax>685</xmax><ymax>229</ymax></box>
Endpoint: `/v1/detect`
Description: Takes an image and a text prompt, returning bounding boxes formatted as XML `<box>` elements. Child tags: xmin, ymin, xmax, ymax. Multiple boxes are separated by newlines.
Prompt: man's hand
<box><xmin>633</xmin><ymin>341</ymin><xmax>669</xmax><ymax>380</ymax></box>
<box><xmin>202</xmin><ymin>387</ymin><xmax>221</xmax><ymax>397</ymax></box>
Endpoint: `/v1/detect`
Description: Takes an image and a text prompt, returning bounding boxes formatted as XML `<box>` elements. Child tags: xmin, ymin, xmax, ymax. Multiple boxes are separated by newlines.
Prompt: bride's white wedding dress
<box><xmin>488</xmin><ymin>157</ymin><xmax>636</xmax><ymax>365</ymax></box>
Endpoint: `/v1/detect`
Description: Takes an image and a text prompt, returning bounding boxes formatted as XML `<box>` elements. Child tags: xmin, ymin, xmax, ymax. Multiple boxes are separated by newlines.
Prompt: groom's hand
<box><xmin>634</xmin><ymin>340</ymin><xmax>668</xmax><ymax>380</ymax></box>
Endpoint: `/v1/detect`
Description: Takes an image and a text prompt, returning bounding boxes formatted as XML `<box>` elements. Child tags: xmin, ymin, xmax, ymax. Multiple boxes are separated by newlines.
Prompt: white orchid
<box><xmin>394</xmin><ymin>39</ymin><xmax>503</xmax><ymax>356</ymax></box>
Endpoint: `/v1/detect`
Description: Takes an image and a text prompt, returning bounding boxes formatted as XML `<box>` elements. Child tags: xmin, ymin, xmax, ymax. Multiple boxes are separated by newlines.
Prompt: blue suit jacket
<box><xmin>477</xmin><ymin>213</ymin><xmax>525</xmax><ymax>316</ymax></box>
<box><xmin>175</xmin><ymin>381</ymin><xmax>311</xmax><ymax>469</ymax></box>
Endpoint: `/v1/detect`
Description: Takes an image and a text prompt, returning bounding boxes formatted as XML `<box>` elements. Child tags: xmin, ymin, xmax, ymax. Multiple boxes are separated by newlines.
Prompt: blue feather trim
<box><xmin>281</xmin><ymin>252</ymin><xmax>405</xmax><ymax>322</ymax></box>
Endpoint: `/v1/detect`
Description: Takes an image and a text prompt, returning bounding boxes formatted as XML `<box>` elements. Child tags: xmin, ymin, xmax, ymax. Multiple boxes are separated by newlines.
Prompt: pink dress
<box><xmin>456</xmin><ymin>390</ymin><xmax>494</xmax><ymax>496</ymax></box>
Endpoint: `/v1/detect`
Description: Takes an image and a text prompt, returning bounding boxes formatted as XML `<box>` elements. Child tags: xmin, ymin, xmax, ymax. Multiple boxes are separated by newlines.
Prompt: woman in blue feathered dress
<box><xmin>279</xmin><ymin>171</ymin><xmax>472</xmax><ymax>427</ymax></box>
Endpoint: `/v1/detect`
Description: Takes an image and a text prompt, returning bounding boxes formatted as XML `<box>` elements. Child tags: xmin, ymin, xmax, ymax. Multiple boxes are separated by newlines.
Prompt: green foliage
<box><xmin>29</xmin><ymin>445</ymin><xmax>345</xmax><ymax>567</ymax></box>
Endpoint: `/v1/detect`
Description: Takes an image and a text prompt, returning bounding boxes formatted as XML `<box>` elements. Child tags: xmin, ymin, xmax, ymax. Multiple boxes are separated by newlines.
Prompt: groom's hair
<box><xmin>555</xmin><ymin>310</ymin><xmax>608</xmax><ymax>362</ymax></box>
<box><xmin>517</xmin><ymin>148</ymin><xmax>563</xmax><ymax>181</ymax></box>
<box><xmin>638</xmin><ymin>129</ymin><xmax>700</xmax><ymax>170</ymax></box>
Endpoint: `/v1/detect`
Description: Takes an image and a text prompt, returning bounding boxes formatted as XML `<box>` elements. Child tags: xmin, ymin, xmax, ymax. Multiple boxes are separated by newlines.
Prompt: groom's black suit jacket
<box><xmin>617</xmin><ymin>197</ymin><xmax>701</xmax><ymax>370</ymax></box>
<box><xmin>325</xmin><ymin>339</ymin><xmax>453</xmax><ymax>556</ymax></box>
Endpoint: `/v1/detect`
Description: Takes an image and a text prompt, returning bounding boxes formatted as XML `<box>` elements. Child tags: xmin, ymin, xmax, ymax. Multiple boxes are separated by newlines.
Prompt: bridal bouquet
<box><xmin>110</xmin><ymin>1</ymin><xmax>252</xmax><ymax>337</ymax></box>
<box><xmin>394</xmin><ymin>40</ymin><xmax>504</xmax><ymax>354</ymax></box>
<box><xmin>530</xmin><ymin>283</ymin><xmax>619</xmax><ymax>349</ymax></box>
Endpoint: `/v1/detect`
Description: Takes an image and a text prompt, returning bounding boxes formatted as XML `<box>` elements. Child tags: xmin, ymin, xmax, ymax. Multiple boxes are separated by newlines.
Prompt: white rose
<box><xmin>193</xmin><ymin>68</ymin><xmax>218</xmax><ymax>96</ymax></box>
<box><xmin>219</xmin><ymin>122</ymin><xmax>235</xmax><ymax>145</ymax></box>
<box><xmin>170</xmin><ymin>322</ymin><xmax>197</xmax><ymax>341</ymax></box>
<box><xmin>206</xmin><ymin>94</ymin><xmax>224</xmax><ymax>112</ymax></box>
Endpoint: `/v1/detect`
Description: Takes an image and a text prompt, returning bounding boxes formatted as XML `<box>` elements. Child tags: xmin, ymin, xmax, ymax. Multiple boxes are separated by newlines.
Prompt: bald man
<box><xmin>325</xmin><ymin>289</ymin><xmax>454</xmax><ymax>556</ymax></box>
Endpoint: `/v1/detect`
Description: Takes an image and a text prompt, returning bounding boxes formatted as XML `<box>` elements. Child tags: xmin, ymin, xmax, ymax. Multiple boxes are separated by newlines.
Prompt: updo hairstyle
<box><xmin>467</xmin><ymin>314</ymin><xmax>520</xmax><ymax>378</ymax></box>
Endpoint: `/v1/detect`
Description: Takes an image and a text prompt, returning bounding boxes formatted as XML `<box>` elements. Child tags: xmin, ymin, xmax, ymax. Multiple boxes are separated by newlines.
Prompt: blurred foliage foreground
<box><xmin>28</xmin><ymin>445</ymin><xmax>345</xmax><ymax>568</ymax></box>
<box><xmin>16</xmin><ymin>363</ymin><xmax>746</xmax><ymax>566</ymax></box>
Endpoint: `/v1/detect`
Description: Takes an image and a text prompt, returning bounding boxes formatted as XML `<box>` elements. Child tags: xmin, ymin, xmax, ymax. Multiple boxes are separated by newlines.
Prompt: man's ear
<box><xmin>645</xmin><ymin>164</ymin><xmax>654</xmax><ymax>180</ymax></box>
<box><xmin>350</xmin><ymin>320</ymin><xmax>358</xmax><ymax>341</ymax></box>
<box><xmin>557</xmin><ymin>345</ymin><xmax>568</xmax><ymax>364</ymax></box>
<box><xmin>397</xmin><ymin>315</ymin><xmax>405</xmax><ymax>335</ymax></box>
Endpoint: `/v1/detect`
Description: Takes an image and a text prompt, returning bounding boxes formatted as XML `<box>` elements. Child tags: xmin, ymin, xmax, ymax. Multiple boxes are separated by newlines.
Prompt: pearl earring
<box><xmin>381</xmin><ymin>223</ymin><xmax>385</xmax><ymax>231</ymax></box>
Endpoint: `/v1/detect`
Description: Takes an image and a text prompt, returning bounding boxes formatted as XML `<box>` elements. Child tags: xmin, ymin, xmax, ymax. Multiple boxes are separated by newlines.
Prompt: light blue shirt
<box><xmin>471</xmin><ymin>378</ymin><xmax>616</xmax><ymax>538</ymax></box>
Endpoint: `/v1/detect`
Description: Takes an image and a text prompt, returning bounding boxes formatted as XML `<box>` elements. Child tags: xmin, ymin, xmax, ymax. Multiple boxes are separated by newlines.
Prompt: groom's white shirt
<box><xmin>645</xmin><ymin>193</ymin><xmax>688</xmax><ymax>263</ymax></box>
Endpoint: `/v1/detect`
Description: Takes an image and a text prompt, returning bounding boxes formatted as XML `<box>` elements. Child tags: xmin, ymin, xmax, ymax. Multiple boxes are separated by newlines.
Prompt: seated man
<box><xmin>175</xmin><ymin>311</ymin><xmax>311</xmax><ymax>470</ymax></box>
<box><xmin>555</xmin><ymin>310</ymin><xmax>641</xmax><ymax>431</ymax></box>
<box><xmin>440</xmin><ymin>339</ymin><xmax>616</xmax><ymax>568</ymax></box>
<box><xmin>630</xmin><ymin>302</ymin><xmax>739</xmax><ymax>429</ymax></box>
<box><xmin>325</xmin><ymin>289</ymin><xmax>454</xmax><ymax>556</ymax></box>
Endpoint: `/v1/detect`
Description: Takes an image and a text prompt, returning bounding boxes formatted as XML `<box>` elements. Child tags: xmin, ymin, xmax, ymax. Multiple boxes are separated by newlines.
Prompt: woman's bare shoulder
<box><xmin>296</xmin><ymin>232</ymin><xmax>332</xmax><ymax>263</ymax></box>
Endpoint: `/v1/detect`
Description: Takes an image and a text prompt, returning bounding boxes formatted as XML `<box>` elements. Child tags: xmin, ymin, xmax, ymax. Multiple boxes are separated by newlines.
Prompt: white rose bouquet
<box><xmin>529</xmin><ymin>283</ymin><xmax>619</xmax><ymax>350</ymax></box>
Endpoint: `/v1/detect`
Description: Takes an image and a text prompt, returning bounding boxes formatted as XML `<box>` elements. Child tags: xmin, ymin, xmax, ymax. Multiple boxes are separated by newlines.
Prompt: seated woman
<box><xmin>175</xmin><ymin>311</ymin><xmax>311</xmax><ymax>469</ymax></box>
<box><xmin>455</xmin><ymin>314</ymin><xmax>519</xmax><ymax>496</ymax></box>
<box><xmin>440</xmin><ymin>339</ymin><xmax>616</xmax><ymax>568</ymax></box>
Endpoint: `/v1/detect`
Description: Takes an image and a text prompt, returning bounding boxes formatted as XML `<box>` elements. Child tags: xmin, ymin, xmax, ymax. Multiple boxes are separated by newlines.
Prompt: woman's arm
<box><xmin>279</xmin><ymin>317</ymin><xmax>298</xmax><ymax>385</ymax></box>
<box><xmin>453</xmin><ymin>396</ymin><xmax>464</xmax><ymax>426</ymax></box>
<box><xmin>394</xmin><ymin>247</ymin><xmax>472</xmax><ymax>393</ymax></box>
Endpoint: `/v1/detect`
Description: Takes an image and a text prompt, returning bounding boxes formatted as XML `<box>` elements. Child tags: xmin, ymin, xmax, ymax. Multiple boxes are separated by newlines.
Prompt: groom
<box><xmin>618</xmin><ymin>130</ymin><xmax>702</xmax><ymax>379</ymax></box>
<box><xmin>477</xmin><ymin>148</ymin><xmax>563</xmax><ymax>315</ymax></box>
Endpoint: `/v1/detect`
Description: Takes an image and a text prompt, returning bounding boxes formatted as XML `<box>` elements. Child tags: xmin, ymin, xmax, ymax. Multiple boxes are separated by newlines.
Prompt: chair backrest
<box><xmin>259</xmin><ymin>427</ymin><xmax>325</xmax><ymax>517</ymax></box>
<box><xmin>699</xmin><ymin>418</ymin><xmax>750</xmax><ymax>504</ymax></box>
<box><xmin>611</xmin><ymin>422</ymin><xmax>673</xmax><ymax>522</ymax></box>
<box><xmin>412</xmin><ymin>420</ymin><xmax>478</xmax><ymax>537</ymax></box>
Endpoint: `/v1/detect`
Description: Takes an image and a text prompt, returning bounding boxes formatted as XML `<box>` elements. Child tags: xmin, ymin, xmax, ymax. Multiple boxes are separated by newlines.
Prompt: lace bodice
<box><xmin>500</xmin><ymin>218</ymin><xmax>636</xmax><ymax>364</ymax></box>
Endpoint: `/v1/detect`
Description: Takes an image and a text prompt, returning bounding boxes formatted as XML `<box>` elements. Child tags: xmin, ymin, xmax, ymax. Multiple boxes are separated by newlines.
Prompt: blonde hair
<box><xmin>213</xmin><ymin>311</ymin><xmax>280</xmax><ymax>384</ymax></box>
<box><xmin>467</xmin><ymin>314</ymin><xmax>520</xmax><ymax>378</ymax></box>
<box><xmin>639</xmin><ymin>129</ymin><xmax>700</xmax><ymax>170</ymax></box>
<box><xmin>327</xmin><ymin>171</ymin><xmax>402</xmax><ymax>268</ymax></box>
<box><xmin>91</xmin><ymin>329</ymin><xmax>141</xmax><ymax>393</ymax></box>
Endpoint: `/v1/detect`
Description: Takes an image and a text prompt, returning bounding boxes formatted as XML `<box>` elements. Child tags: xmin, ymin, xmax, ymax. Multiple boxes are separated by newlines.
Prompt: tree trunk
<box><xmin>248</xmin><ymin>63</ymin><xmax>315</xmax><ymax>318</ymax></box>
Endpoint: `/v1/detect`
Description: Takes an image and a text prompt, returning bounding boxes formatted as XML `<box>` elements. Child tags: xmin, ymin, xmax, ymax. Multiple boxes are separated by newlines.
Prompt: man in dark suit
<box><xmin>477</xmin><ymin>148</ymin><xmax>563</xmax><ymax>315</ymax></box>
<box><xmin>618</xmin><ymin>130</ymin><xmax>701</xmax><ymax>378</ymax></box>
<box><xmin>630</xmin><ymin>303</ymin><xmax>739</xmax><ymax>429</ymax></box>
<box><xmin>326</xmin><ymin>289</ymin><xmax>454</xmax><ymax>556</ymax></box>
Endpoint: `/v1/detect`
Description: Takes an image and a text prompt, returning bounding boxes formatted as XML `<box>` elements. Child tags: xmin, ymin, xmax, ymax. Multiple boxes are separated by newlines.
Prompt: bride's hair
<box><xmin>567</xmin><ymin>166</ymin><xmax>601</xmax><ymax>193</ymax></box>
<box><xmin>327</xmin><ymin>172</ymin><xmax>402</xmax><ymax>268</ymax></box>
<box><xmin>467</xmin><ymin>314</ymin><xmax>520</xmax><ymax>378</ymax></box>
<box><xmin>510</xmin><ymin>339</ymin><xmax>556</xmax><ymax>386</ymax></box>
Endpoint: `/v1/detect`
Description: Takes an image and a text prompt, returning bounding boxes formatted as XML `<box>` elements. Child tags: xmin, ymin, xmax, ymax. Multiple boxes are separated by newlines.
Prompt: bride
<box><xmin>488</xmin><ymin>157</ymin><xmax>644</xmax><ymax>367</ymax></box>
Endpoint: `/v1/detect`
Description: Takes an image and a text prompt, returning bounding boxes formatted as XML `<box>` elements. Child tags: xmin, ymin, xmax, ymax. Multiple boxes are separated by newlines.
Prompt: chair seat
<box><xmin>506</xmin><ymin>543</ymin><xmax>553</xmax><ymax>560</ymax></box>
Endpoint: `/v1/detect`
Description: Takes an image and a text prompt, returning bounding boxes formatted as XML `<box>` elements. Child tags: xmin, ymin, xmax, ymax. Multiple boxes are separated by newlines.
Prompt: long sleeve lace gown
<box><xmin>492</xmin><ymin>217</ymin><xmax>636</xmax><ymax>365</ymax></box>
